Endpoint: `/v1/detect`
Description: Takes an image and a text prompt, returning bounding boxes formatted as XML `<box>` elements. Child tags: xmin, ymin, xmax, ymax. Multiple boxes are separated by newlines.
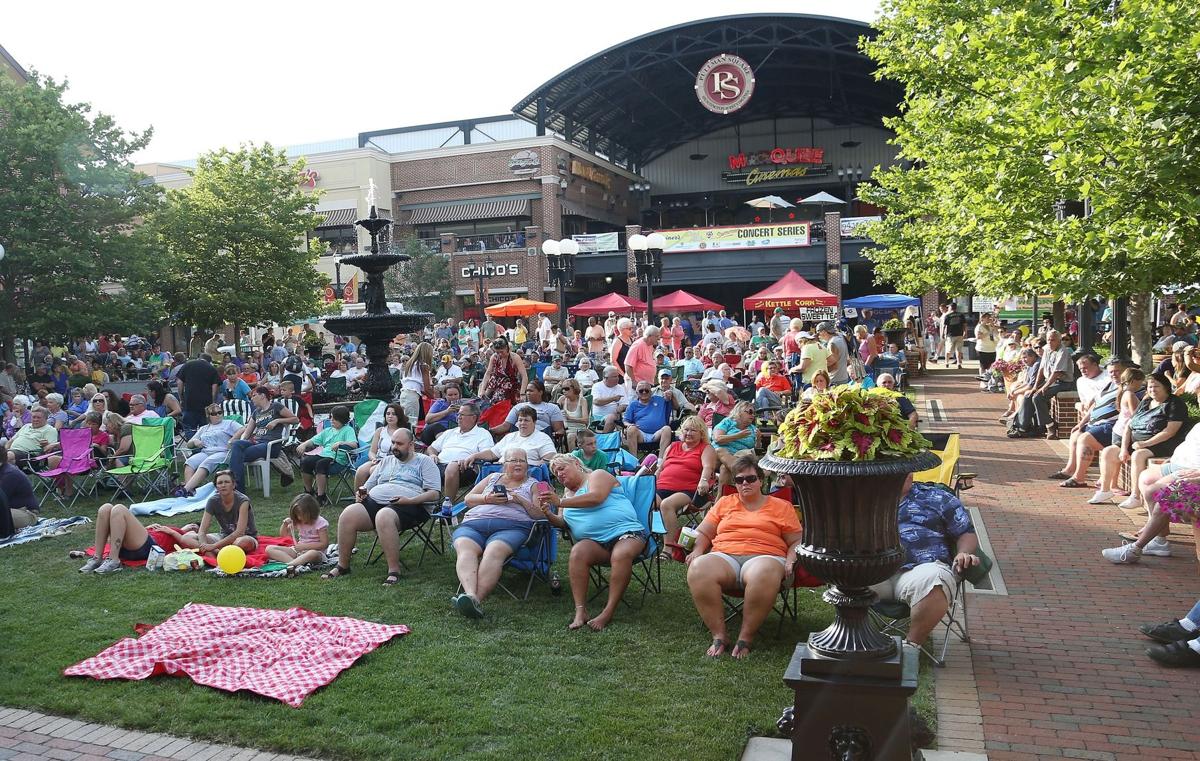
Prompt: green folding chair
<box><xmin>102</xmin><ymin>422</ymin><xmax>174</xmax><ymax>503</ymax></box>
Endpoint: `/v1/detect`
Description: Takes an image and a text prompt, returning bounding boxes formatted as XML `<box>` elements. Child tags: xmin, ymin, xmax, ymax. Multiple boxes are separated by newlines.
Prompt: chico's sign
<box><xmin>461</xmin><ymin>262</ymin><xmax>519</xmax><ymax>278</ymax></box>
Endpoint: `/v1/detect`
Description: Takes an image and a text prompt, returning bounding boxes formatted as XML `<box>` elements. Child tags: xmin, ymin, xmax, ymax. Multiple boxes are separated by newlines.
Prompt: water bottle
<box><xmin>634</xmin><ymin>453</ymin><xmax>658</xmax><ymax>477</ymax></box>
<box><xmin>549</xmin><ymin>572</ymin><xmax>562</xmax><ymax>596</ymax></box>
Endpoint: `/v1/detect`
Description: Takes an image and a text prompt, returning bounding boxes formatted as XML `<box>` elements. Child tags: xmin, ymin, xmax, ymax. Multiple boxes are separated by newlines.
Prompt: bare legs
<box><xmin>453</xmin><ymin>538</ymin><xmax>513</xmax><ymax>603</ymax></box>
<box><xmin>659</xmin><ymin>492</ymin><xmax>695</xmax><ymax>544</ymax></box>
<box><xmin>687</xmin><ymin>554</ymin><xmax>785</xmax><ymax>659</ymax></box>
<box><xmin>907</xmin><ymin>587</ymin><xmax>950</xmax><ymax>644</ymax></box>
<box><xmin>92</xmin><ymin>503</ymin><xmax>150</xmax><ymax>559</ymax></box>
<box><xmin>265</xmin><ymin>544</ymin><xmax>325</xmax><ymax>568</ymax></box>
<box><xmin>566</xmin><ymin>537</ymin><xmax>646</xmax><ymax>631</ymax></box>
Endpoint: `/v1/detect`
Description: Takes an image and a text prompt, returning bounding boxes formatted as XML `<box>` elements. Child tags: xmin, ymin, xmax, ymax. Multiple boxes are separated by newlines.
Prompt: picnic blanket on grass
<box><xmin>130</xmin><ymin>483</ymin><xmax>216</xmax><ymax>517</ymax></box>
<box><xmin>0</xmin><ymin>516</ymin><xmax>91</xmax><ymax>549</ymax></box>
<box><xmin>64</xmin><ymin>602</ymin><xmax>410</xmax><ymax>706</ymax></box>
<box><xmin>88</xmin><ymin>529</ymin><xmax>294</xmax><ymax>568</ymax></box>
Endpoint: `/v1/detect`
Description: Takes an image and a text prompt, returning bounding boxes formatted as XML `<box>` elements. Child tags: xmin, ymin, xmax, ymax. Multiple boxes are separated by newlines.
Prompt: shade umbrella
<box><xmin>484</xmin><ymin>297</ymin><xmax>559</xmax><ymax>318</ymax></box>
<box><xmin>745</xmin><ymin>194</ymin><xmax>795</xmax><ymax>222</ymax></box>
<box><xmin>567</xmin><ymin>292</ymin><xmax>647</xmax><ymax>316</ymax></box>
<box><xmin>799</xmin><ymin>192</ymin><xmax>847</xmax><ymax>231</ymax></box>
<box><xmin>653</xmin><ymin>289</ymin><xmax>725</xmax><ymax>313</ymax></box>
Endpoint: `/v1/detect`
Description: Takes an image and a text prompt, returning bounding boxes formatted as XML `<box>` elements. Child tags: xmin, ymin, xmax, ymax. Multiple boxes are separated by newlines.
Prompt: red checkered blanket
<box><xmin>64</xmin><ymin>603</ymin><xmax>410</xmax><ymax>706</ymax></box>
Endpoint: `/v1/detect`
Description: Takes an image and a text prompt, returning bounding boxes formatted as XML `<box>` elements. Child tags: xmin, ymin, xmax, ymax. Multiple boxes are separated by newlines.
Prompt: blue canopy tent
<box><xmin>843</xmin><ymin>294</ymin><xmax>920</xmax><ymax>311</ymax></box>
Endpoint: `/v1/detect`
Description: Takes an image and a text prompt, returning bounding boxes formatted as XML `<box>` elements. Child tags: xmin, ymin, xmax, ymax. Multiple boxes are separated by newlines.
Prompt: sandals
<box><xmin>731</xmin><ymin>640</ymin><xmax>752</xmax><ymax>660</ymax></box>
<box><xmin>320</xmin><ymin>565</ymin><xmax>350</xmax><ymax>580</ymax></box>
<box><xmin>1047</xmin><ymin>471</ymin><xmax>1070</xmax><ymax>480</ymax></box>
<box><xmin>706</xmin><ymin>638</ymin><xmax>727</xmax><ymax>658</ymax></box>
<box><xmin>382</xmin><ymin>572</ymin><xmax>401</xmax><ymax>586</ymax></box>
<box><xmin>1059</xmin><ymin>478</ymin><xmax>1087</xmax><ymax>488</ymax></box>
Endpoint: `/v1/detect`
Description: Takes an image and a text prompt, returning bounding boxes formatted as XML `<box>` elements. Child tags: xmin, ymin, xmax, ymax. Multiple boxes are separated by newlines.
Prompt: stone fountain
<box><xmin>323</xmin><ymin>181</ymin><xmax>430</xmax><ymax>401</ymax></box>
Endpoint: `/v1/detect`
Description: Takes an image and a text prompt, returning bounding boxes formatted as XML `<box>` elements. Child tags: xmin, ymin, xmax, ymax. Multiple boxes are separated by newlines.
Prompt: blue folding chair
<box><xmin>451</xmin><ymin>462</ymin><xmax>556</xmax><ymax>600</ymax></box>
<box><xmin>594</xmin><ymin>431</ymin><xmax>640</xmax><ymax>474</ymax></box>
<box><xmin>585</xmin><ymin>475</ymin><xmax>662</xmax><ymax>608</ymax></box>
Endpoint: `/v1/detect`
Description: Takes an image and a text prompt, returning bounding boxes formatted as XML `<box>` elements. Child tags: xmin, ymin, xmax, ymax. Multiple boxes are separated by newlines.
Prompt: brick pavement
<box><xmin>0</xmin><ymin>708</ymin><xmax>323</xmax><ymax>761</ymax></box>
<box><xmin>928</xmin><ymin>368</ymin><xmax>1199</xmax><ymax>761</ymax></box>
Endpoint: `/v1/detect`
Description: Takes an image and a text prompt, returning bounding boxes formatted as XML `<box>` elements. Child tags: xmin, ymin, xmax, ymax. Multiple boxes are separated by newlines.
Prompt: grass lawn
<box><xmin>0</xmin><ymin>481</ymin><xmax>936</xmax><ymax>760</ymax></box>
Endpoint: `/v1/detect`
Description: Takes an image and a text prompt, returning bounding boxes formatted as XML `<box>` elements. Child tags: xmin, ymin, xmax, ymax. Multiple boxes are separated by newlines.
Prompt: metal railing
<box><xmin>455</xmin><ymin>232</ymin><xmax>527</xmax><ymax>252</ymax></box>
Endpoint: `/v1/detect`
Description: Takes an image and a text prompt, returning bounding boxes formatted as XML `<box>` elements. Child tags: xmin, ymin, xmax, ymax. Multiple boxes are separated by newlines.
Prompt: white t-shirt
<box><xmin>590</xmin><ymin>382</ymin><xmax>629</xmax><ymax>419</ymax></box>
<box><xmin>493</xmin><ymin>430</ymin><xmax>557</xmax><ymax>466</ymax></box>
<box><xmin>974</xmin><ymin>323</ymin><xmax>999</xmax><ymax>353</ymax></box>
<box><xmin>1076</xmin><ymin>373</ymin><xmax>1115</xmax><ymax>407</ymax></box>
<box><xmin>434</xmin><ymin>364</ymin><xmax>464</xmax><ymax>385</ymax></box>
<box><xmin>1169</xmin><ymin>424</ymin><xmax>1200</xmax><ymax>469</ymax></box>
<box><xmin>431</xmin><ymin>425</ymin><xmax>494</xmax><ymax>463</ymax></box>
<box><xmin>574</xmin><ymin>368</ymin><xmax>599</xmax><ymax>391</ymax></box>
<box><xmin>345</xmin><ymin>367</ymin><xmax>367</xmax><ymax>384</ymax></box>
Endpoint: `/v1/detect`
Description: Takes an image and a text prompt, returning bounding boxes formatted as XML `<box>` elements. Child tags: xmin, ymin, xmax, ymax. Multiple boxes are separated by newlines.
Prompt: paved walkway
<box><xmin>0</xmin><ymin>708</ymin><xmax>321</xmax><ymax>761</ymax></box>
<box><xmin>927</xmin><ymin>367</ymin><xmax>1199</xmax><ymax>761</ymax></box>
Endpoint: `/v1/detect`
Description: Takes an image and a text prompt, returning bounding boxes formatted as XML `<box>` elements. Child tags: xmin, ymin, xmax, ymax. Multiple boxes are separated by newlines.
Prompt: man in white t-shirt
<box><xmin>427</xmin><ymin>403</ymin><xmax>494</xmax><ymax>507</ymax></box>
<box><xmin>345</xmin><ymin>356</ymin><xmax>368</xmax><ymax>388</ymax></box>
<box><xmin>537</xmin><ymin>313</ymin><xmax>554</xmax><ymax>345</ymax></box>
<box><xmin>591</xmin><ymin>366</ymin><xmax>630</xmax><ymax>432</ymax></box>
<box><xmin>433</xmin><ymin>354</ymin><xmax>464</xmax><ymax>387</ymax></box>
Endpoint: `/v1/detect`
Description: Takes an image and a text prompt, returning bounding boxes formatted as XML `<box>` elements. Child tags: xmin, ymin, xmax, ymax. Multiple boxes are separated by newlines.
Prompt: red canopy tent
<box><xmin>742</xmin><ymin>270</ymin><xmax>838</xmax><ymax>311</ymax></box>
<box><xmin>567</xmin><ymin>292</ymin><xmax>647</xmax><ymax>316</ymax></box>
<box><xmin>652</xmin><ymin>289</ymin><xmax>725</xmax><ymax>313</ymax></box>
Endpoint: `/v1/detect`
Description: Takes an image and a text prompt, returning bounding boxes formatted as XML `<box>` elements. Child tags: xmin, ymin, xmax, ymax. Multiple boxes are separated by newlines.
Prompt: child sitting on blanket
<box><xmin>154</xmin><ymin>471</ymin><xmax>258</xmax><ymax>559</ymax></box>
<box><xmin>266</xmin><ymin>493</ymin><xmax>328</xmax><ymax>576</ymax></box>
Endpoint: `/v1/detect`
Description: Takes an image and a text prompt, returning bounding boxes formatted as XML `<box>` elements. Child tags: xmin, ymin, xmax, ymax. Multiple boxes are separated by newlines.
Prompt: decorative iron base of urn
<box><xmin>782</xmin><ymin>640</ymin><xmax>918</xmax><ymax>761</ymax></box>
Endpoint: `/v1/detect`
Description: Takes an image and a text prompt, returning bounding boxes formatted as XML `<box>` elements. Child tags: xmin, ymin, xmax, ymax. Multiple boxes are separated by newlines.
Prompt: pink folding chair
<box><xmin>33</xmin><ymin>428</ymin><xmax>99</xmax><ymax>510</ymax></box>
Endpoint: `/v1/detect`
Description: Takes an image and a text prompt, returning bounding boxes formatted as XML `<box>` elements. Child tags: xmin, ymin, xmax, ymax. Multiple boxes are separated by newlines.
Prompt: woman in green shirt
<box><xmin>294</xmin><ymin>405</ymin><xmax>358</xmax><ymax>505</ymax></box>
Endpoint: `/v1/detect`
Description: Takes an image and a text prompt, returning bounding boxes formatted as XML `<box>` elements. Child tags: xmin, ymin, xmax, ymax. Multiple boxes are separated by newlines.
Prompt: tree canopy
<box><xmin>149</xmin><ymin>144</ymin><xmax>330</xmax><ymax>338</ymax></box>
<box><xmin>0</xmin><ymin>73</ymin><xmax>163</xmax><ymax>360</ymax></box>
<box><xmin>860</xmin><ymin>0</ymin><xmax>1200</xmax><ymax>302</ymax></box>
<box><xmin>383</xmin><ymin>237</ymin><xmax>450</xmax><ymax>315</ymax></box>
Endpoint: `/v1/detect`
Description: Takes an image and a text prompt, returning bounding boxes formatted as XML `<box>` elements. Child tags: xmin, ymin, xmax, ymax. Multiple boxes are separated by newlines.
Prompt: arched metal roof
<box><xmin>512</xmin><ymin>14</ymin><xmax>901</xmax><ymax>167</ymax></box>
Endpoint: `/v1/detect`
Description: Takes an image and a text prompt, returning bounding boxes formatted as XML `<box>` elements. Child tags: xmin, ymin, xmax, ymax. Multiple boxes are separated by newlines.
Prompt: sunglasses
<box><xmin>733</xmin><ymin>474</ymin><xmax>760</xmax><ymax>485</ymax></box>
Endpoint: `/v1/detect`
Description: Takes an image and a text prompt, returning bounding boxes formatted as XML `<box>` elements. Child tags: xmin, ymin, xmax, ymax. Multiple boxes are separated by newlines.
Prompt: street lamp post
<box><xmin>468</xmin><ymin>255</ymin><xmax>495</xmax><ymax>320</ymax></box>
<box><xmin>629</xmin><ymin>232</ymin><xmax>665</xmax><ymax>325</ymax></box>
<box><xmin>543</xmin><ymin>238</ymin><xmax>578</xmax><ymax>330</ymax></box>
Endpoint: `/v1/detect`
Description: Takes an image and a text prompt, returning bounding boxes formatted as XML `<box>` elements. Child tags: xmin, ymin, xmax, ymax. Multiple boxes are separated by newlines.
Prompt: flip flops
<box><xmin>320</xmin><ymin>565</ymin><xmax>350</xmax><ymax>580</ymax></box>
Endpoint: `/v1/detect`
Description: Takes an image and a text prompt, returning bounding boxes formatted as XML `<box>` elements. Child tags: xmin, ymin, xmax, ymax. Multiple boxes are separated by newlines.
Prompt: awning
<box><xmin>315</xmin><ymin>208</ymin><xmax>358</xmax><ymax>228</ymax></box>
<box><xmin>407</xmin><ymin>199</ymin><xmax>530</xmax><ymax>226</ymax></box>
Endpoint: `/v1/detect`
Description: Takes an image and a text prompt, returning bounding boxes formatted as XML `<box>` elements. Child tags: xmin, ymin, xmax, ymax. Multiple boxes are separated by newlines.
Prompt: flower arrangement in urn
<box><xmin>774</xmin><ymin>386</ymin><xmax>931</xmax><ymax>461</ymax></box>
<box><xmin>989</xmin><ymin>357</ymin><xmax>1022</xmax><ymax>379</ymax></box>
<box><xmin>882</xmin><ymin>318</ymin><xmax>905</xmax><ymax>331</ymax></box>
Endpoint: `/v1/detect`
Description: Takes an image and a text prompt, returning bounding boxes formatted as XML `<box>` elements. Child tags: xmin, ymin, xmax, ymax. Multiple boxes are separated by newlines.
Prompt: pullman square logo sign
<box><xmin>694</xmin><ymin>54</ymin><xmax>755</xmax><ymax>114</ymax></box>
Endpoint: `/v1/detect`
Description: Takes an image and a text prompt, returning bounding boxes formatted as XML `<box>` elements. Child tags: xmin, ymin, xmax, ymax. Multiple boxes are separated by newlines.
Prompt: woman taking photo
<box><xmin>450</xmin><ymin>449</ymin><xmax>542</xmax><ymax>618</ymax></box>
<box><xmin>540</xmin><ymin>454</ymin><xmax>648</xmax><ymax>631</ymax></box>
<box><xmin>685</xmin><ymin>454</ymin><xmax>802</xmax><ymax>659</ymax></box>
<box><xmin>1116</xmin><ymin>372</ymin><xmax>1188</xmax><ymax>510</ymax></box>
<box><xmin>654</xmin><ymin>415</ymin><xmax>718</xmax><ymax>546</ymax></box>
<box><xmin>801</xmin><ymin>370</ymin><xmax>831</xmax><ymax>403</ymax></box>
<box><xmin>399</xmin><ymin>342</ymin><xmax>434</xmax><ymax>425</ymax></box>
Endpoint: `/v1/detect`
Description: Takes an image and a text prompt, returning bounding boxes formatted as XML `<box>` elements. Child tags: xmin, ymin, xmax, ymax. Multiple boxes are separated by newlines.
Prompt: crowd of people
<box><xmin>0</xmin><ymin>307</ymin><xmax>1003</xmax><ymax>661</ymax></box>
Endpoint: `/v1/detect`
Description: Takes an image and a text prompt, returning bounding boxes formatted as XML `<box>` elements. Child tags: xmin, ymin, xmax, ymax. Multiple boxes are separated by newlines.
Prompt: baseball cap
<box><xmin>816</xmin><ymin>321</ymin><xmax>835</xmax><ymax>334</ymax></box>
<box><xmin>798</xmin><ymin>331</ymin><xmax>814</xmax><ymax>340</ymax></box>
<box><xmin>659</xmin><ymin>369</ymin><xmax>672</xmax><ymax>377</ymax></box>
<box><xmin>441</xmin><ymin>354</ymin><xmax>453</xmax><ymax>362</ymax></box>
<box><xmin>1172</xmin><ymin>341</ymin><xmax>1191</xmax><ymax>352</ymax></box>
<box><xmin>774</xmin><ymin>307</ymin><xmax>784</xmax><ymax>313</ymax></box>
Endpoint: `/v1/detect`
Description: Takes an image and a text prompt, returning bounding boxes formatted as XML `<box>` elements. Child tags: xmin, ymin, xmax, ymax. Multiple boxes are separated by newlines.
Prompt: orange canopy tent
<box><xmin>742</xmin><ymin>270</ymin><xmax>837</xmax><ymax>311</ymax></box>
<box><xmin>484</xmin><ymin>298</ymin><xmax>558</xmax><ymax>318</ymax></box>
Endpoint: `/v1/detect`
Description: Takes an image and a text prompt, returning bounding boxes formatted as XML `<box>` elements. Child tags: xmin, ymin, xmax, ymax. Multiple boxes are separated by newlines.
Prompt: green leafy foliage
<box><xmin>860</xmin><ymin>0</ymin><xmax>1200</xmax><ymax>303</ymax></box>
<box><xmin>383</xmin><ymin>237</ymin><xmax>450</xmax><ymax>315</ymax></box>
<box><xmin>775</xmin><ymin>386</ymin><xmax>931</xmax><ymax>460</ymax></box>
<box><xmin>0</xmin><ymin>73</ymin><xmax>164</xmax><ymax>358</ymax></box>
<box><xmin>148</xmin><ymin>144</ymin><xmax>329</xmax><ymax>337</ymax></box>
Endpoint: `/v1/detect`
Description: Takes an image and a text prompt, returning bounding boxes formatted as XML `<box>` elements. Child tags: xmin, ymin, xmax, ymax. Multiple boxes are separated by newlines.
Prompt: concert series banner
<box><xmin>658</xmin><ymin>222</ymin><xmax>811</xmax><ymax>253</ymax></box>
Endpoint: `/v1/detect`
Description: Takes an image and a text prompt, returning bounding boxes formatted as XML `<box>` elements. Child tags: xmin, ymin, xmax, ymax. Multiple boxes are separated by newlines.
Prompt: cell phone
<box><xmin>492</xmin><ymin>484</ymin><xmax>508</xmax><ymax>498</ymax></box>
<box><xmin>535</xmin><ymin>482</ymin><xmax>551</xmax><ymax>496</ymax></box>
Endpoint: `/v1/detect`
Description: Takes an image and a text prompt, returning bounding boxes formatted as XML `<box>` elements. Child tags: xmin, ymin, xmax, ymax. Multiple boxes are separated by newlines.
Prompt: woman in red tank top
<box><xmin>655</xmin><ymin>416</ymin><xmax>718</xmax><ymax>544</ymax></box>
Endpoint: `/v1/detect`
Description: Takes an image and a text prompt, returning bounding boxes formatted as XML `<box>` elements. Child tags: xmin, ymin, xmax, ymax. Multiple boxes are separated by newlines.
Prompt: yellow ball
<box><xmin>216</xmin><ymin>545</ymin><xmax>246</xmax><ymax>575</ymax></box>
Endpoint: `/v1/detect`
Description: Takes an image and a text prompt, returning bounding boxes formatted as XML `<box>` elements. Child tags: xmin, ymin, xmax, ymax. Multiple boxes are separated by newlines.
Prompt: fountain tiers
<box><xmin>323</xmin><ymin>209</ymin><xmax>430</xmax><ymax>401</ymax></box>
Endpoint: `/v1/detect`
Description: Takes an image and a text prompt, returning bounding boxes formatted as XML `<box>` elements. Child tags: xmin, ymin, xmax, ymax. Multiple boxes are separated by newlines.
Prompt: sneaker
<box><xmin>1139</xmin><ymin>620</ymin><xmax>1199</xmax><ymax>644</ymax></box>
<box><xmin>1142</xmin><ymin>537</ymin><xmax>1172</xmax><ymax>557</ymax></box>
<box><xmin>94</xmin><ymin>557</ymin><xmax>125</xmax><ymax>574</ymax></box>
<box><xmin>1146</xmin><ymin>640</ymin><xmax>1200</xmax><ymax>668</ymax></box>
<box><xmin>1087</xmin><ymin>490</ymin><xmax>1115</xmax><ymax>505</ymax></box>
<box><xmin>1117</xmin><ymin>496</ymin><xmax>1142</xmax><ymax>509</ymax></box>
<box><xmin>1101</xmin><ymin>543</ymin><xmax>1141</xmax><ymax>564</ymax></box>
<box><xmin>79</xmin><ymin>556</ymin><xmax>104</xmax><ymax>573</ymax></box>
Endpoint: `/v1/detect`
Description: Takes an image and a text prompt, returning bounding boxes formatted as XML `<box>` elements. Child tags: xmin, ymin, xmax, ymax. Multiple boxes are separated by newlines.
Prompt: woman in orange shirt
<box><xmin>685</xmin><ymin>453</ymin><xmax>803</xmax><ymax>660</ymax></box>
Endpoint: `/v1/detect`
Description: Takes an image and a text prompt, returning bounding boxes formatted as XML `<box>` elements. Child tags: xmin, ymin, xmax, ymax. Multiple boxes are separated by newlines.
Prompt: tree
<box><xmin>149</xmin><ymin>144</ymin><xmax>330</xmax><ymax>353</ymax></box>
<box><xmin>860</xmin><ymin>0</ymin><xmax>1200</xmax><ymax>358</ymax></box>
<box><xmin>383</xmin><ymin>237</ymin><xmax>450</xmax><ymax>315</ymax></box>
<box><xmin>0</xmin><ymin>73</ymin><xmax>164</xmax><ymax>361</ymax></box>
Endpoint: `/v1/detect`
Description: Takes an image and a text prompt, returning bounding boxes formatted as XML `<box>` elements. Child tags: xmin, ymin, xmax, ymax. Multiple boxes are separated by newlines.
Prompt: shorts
<box><xmin>1083</xmin><ymin>421</ymin><xmax>1115</xmax><ymax>447</ymax></box>
<box><xmin>300</xmin><ymin>453</ymin><xmax>340</xmax><ymax>475</ymax></box>
<box><xmin>870</xmin><ymin>561</ymin><xmax>957</xmax><ymax>608</ymax></box>
<box><xmin>186</xmin><ymin>451</ymin><xmax>228</xmax><ymax>472</ymax></box>
<box><xmin>11</xmin><ymin>449</ymin><xmax>46</xmax><ymax>471</ymax></box>
<box><xmin>363</xmin><ymin>495</ymin><xmax>430</xmax><ymax>531</ymax></box>
<box><xmin>437</xmin><ymin>461</ymin><xmax>478</xmax><ymax>484</ymax></box>
<box><xmin>657</xmin><ymin>488</ymin><xmax>696</xmax><ymax>504</ymax></box>
<box><xmin>1160</xmin><ymin>462</ymin><xmax>1189</xmax><ymax>476</ymax></box>
<box><xmin>630</xmin><ymin>425</ymin><xmax>666</xmax><ymax>443</ymax></box>
<box><xmin>943</xmin><ymin>335</ymin><xmax>964</xmax><ymax>354</ymax></box>
<box><xmin>118</xmin><ymin>535</ymin><xmax>156</xmax><ymax>561</ymax></box>
<box><xmin>202</xmin><ymin>532</ymin><xmax>259</xmax><ymax>551</ymax></box>
<box><xmin>710</xmin><ymin>552</ymin><xmax>792</xmax><ymax>589</ymax></box>
<box><xmin>453</xmin><ymin>517</ymin><xmax>535</xmax><ymax>553</ymax></box>
<box><xmin>1144</xmin><ymin>439</ymin><xmax>1181</xmax><ymax>458</ymax></box>
<box><xmin>598</xmin><ymin>531</ymin><xmax>649</xmax><ymax>553</ymax></box>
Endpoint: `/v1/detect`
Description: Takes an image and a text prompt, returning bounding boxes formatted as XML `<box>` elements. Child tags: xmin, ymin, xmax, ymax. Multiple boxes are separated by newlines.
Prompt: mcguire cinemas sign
<box><xmin>723</xmin><ymin>147</ymin><xmax>829</xmax><ymax>186</ymax></box>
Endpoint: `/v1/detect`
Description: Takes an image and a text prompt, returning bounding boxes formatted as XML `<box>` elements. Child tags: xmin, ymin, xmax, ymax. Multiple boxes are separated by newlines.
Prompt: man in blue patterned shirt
<box><xmin>870</xmin><ymin>475</ymin><xmax>980</xmax><ymax>645</ymax></box>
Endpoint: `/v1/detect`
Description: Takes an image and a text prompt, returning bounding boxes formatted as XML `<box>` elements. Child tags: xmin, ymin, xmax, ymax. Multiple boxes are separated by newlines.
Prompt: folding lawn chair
<box><xmin>31</xmin><ymin>428</ymin><xmax>100</xmax><ymax>510</ymax></box>
<box><xmin>221</xmin><ymin>398</ymin><xmax>253</xmax><ymax>425</ymax></box>
<box><xmin>914</xmin><ymin>432</ymin><xmax>976</xmax><ymax>497</ymax></box>
<box><xmin>101</xmin><ymin>422</ymin><xmax>174</xmax><ymax>503</ymax></box>
<box><xmin>593</xmin><ymin>431</ymin><xmax>641</xmax><ymax>474</ymax></box>
<box><xmin>585</xmin><ymin>474</ymin><xmax>662</xmax><ymax>608</ymax></box>
<box><xmin>869</xmin><ymin>545</ymin><xmax>993</xmax><ymax>667</ymax></box>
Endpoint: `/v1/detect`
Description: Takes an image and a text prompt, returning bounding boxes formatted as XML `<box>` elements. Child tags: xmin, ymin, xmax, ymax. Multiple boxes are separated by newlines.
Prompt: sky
<box><xmin>4</xmin><ymin>0</ymin><xmax>883</xmax><ymax>164</ymax></box>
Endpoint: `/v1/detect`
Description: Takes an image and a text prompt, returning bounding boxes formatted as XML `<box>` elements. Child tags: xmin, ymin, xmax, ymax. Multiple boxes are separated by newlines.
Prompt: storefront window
<box><xmin>313</xmin><ymin>226</ymin><xmax>358</xmax><ymax>256</ymax></box>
